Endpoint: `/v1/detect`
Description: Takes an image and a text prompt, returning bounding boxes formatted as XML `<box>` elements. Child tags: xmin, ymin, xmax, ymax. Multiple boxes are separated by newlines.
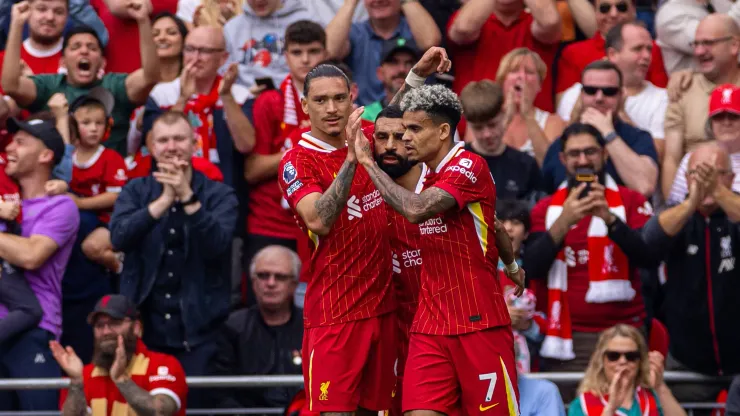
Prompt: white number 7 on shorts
<box><xmin>478</xmin><ymin>372</ymin><xmax>498</xmax><ymax>402</ymax></box>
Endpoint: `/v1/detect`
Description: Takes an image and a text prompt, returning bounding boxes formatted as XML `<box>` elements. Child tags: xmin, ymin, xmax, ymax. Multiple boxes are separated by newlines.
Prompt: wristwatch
<box><xmin>182</xmin><ymin>193</ymin><xmax>199</xmax><ymax>206</ymax></box>
<box><xmin>604</xmin><ymin>131</ymin><xmax>618</xmax><ymax>144</ymax></box>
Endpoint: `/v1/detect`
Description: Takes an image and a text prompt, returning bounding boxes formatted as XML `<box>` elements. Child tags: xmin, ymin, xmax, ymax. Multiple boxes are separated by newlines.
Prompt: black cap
<box><xmin>380</xmin><ymin>37</ymin><xmax>421</xmax><ymax>64</ymax></box>
<box><xmin>87</xmin><ymin>294</ymin><xmax>139</xmax><ymax>324</ymax></box>
<box><xmin>69</xmin><ymin>87</ymin><xmax>115</xmax><ymax>117</ymax></box>
<box><xmin>6</xmin><ymin>117</ymin><xmax>66</xmax><ymax>166</ymax></box>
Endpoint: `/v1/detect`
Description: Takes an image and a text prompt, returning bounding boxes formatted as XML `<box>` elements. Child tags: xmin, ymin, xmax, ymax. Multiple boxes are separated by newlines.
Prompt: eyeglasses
<box><xmin>598</xmin><ymin>2</ymin><xmax>629</xmax><ymax>13</ymax></box>
<box><xmin>604</xmin><ymin>350</ymin><xmax>641</xmax><ymax>362</ymax></box>
<box><xmin>183</xmin><ymin>45</ymin><xmax>225</xmax><ymax>55</ymax></box>
<box><xmin>689</xmin><ymin>36</ymin><xmax>733</xmax><ymax>49</ymax></box>
<box><xmin>565</xmin><ymin>147</ymin><xmax>602</xmax><ymax>159</ymax></box>
<box><xmin>582</xmin><ymin>85</ymin><xmax>620</xmax><ymax>97</ymax></box>
<box><xmin>254</xmin><ymin>271</ymin><xmax>294</xmax><ymax>282</ymax></box>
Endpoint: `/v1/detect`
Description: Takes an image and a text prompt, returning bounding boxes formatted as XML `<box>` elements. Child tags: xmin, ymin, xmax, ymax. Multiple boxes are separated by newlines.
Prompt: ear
<box><xmin>39</xmin><ymin>148</ymin><xmax>54</xmax><ymax>165</ymax></box>
<box><xmin>301</xmin><ymin>96</ymin><xmax>308</xmax><ymax>115</ymax></box>
<box><xmin>133</xmin><ymin>320</ymin><xmax>143</xmax><ymax>338</ymax></box>
<box><xmin>439</xmin><ymin>122</ymin><xmax>451</xmax><ymax>142</ymax></box>
<box><xmin>350</xmin><ymin>83</ymin><xmax>359</xmax><ymax>103</ymax></box>
<box><xmin>605</xmin><ymin>47</ymin><xmax>617</xmax><ymax>61</ymax></box>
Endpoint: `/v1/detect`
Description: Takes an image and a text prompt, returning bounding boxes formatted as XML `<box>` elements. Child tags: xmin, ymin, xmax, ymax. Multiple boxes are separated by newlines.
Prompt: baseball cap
<box><xmin>6</xmin><ymin>116</ymin><xmax>66</xmax><ymax>166</ymax></box>
<box><xmin>69</xmin><ymin>87</ymin><xmax>115</xmax><ymax>117</ymax></box>
<box><xmin>709</xmin><ymin>84</ymin><xmax>740</xmax><ymax>117</ymax></box>
<box><xmin>87</xmin><ymin>294</ymin><xmax>140</xmax><ymax>324</ymax></box>
<box><xmin>380</xmin><ymin>37</ymin><xmax>421</xmax><ymax>64</ymax></box>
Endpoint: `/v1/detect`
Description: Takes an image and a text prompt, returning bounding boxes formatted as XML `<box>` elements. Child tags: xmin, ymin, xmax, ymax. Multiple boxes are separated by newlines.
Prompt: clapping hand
<box><xmin>109</xmin><ymin>336</ymin><xmax>129</xmax><ymax>383</ymax></box>
<box><xmin>606</xmin><ymin>368</ymin><xmax>633</xmax><ymax>413</ymax></box>
<box><xmin>345</xmin><ymin>107</ymin><xmax>366</xmax><ymax>163</ymax></box>
<box><xmin>49</xmin><ymin>341</ymin><xmax>84</xmax><ymax>382</ymax></box>
<box><xmin>648</xmin><ymin>351</ymin><xmax>666</xmax><ymax>389</ymax></box>
<box><xmin>219</xmin><ymin>63</ymin><xmax>239</xmax><ymax>97</ymax></box>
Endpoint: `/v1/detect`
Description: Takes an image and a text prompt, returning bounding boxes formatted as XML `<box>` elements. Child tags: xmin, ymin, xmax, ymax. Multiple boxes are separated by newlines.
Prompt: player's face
<box><xmin>5</xmin><ymin>131</ymin><xmax>53</xmax><ymax>178</ymax></box>
<box><xmin>28</xmin><ymin>0</ymin><xmax>67</xmax><ymax>45</ymax></box>
<box><xmin>302</xmin><ymin>77</ymin><xmax>352</xmax><ymax>138</ymax></box>
<box><xmin>251</xmin><ymin>253</ymin><xmax>297</xmax><ymax>312</ymax></box>
<box><xmin>91</xmin><ymin>315</ymin><xmax>140</xmax><ymax>369</ymax></box>
<box><xmin>151</xmin><ymin>118</ymin><xmax>196</xmax><ymax>164</ymax></box>
<box><xmin>711</xmin><ymin>112</ymin><xmax>740</xmax><ymax>144</ymax></box>
<box><xmin>374</xmin><ymin>116</ymin><xmax>415</xmax><ymax>179</ymax></box>
<box><xmin>502</xmin><ymin>219</ymin><xmax>528</xmax><ymax>254</ymax></box>
<box><xmin>580</xmin><ymin>70</ymin><xmax>622</xmax><ymax>116</ymax></box>
<box><xmin>602</xmin><ymin>336</ymin><xmax>641</xmax><ymax>385</ymax></box>
<box><xmin>62</xmin><ymin>33</ymin><xmax>105</xmax><ymax>87</ymax></box>
<box><xmin>468</xmin><ymin>113</ymin><xmax>506</xmax><ymax>154</ymax></box>
<box><xmin>559</xmin><ymin>133</ymin><xmax>607</xmax><ymax>177</ymax></box>
<box><xmin>285</xmin><ymin>42</ymin><xmax>327</xmax><ymax>83</ymax></box>
<box><xmin>73</xmin><ymin>106</ymin><xmax>107</xmax><ymax>149</ymax></box>
<box><xmin>401</xmin><ymin>110</ymin><xmax>448</xmax><ymax>163</ymax></box>
<box><xmin>153</xmin><ymin>16</ymin><xmax>185</xmax><ymax>60</ymax></box>
<box><xmin>182</xmin><ymin>28</ymin><xmax>229</xmax><ymax>80</ymax></box>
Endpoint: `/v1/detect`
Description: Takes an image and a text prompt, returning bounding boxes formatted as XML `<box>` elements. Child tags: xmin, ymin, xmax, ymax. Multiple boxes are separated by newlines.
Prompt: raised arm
<box><xmin>124</xmin><ymin>0</ymin><xmax>160</xmax><ymax>106</ymax></box>
<box><xmin>325</xmin><ymin>0</ymin><xmax>358</xmax><ymax>59</ymax></box>
<box><xmin>402</xmin><ymin>0</ymin><xmax>441</xmax><ymax>50</ymax></box>
<box><xmin>1</xmin><ymin>2</ymin><xmax>38</xmax><ymax>107</ymax></box>
<box><xmin>526</xmin><ymin>0</ymin><xmax>562</xmax><ymax>44</ymax></box>
<box><xmin>295</xmin><ymin>157</ymin><xmax>358</xmax><ymax>236</ymax></box>
<box><xmin>447</xmin><ymin>0</ymin><xmax>497</xmax><ymax>45</ymax></box>
<box><xmin>566</xmin><ymin>0</ymin><xmax>596</xmax><ymax>38</ymax></box>
<box><xmin>219</xmin><ymin>64</ymin><xmax>256</xmax><ymax>154</ymax></box>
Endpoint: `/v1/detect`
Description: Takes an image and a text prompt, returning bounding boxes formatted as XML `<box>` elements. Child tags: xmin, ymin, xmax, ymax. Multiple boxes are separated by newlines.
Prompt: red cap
<box><xmin>709</xmin><ymin>84</ymin><xmax>740</xmax><ymax>117</ymax></box>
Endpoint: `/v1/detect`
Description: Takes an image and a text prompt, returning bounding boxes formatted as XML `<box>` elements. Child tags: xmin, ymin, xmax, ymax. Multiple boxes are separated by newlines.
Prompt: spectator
<box><xmin>514</xmin><ymin>329</ymin><xmax>565</xmax><ymax>416</ymax></box>
<box><xmin>662</xmin><ymin>14</ymin><xmax>740</xmax><ymax>199</ymax></box>
<box><xmin>525</xmin><ymin>123</ymin><xmax>657</xmax><ymax>399</ymax></box>
<box><xmin>326</xmin><ymin>0</ymin><xmax>440</xmax><ymax>106</ymax></box>
<box><xmin>542</xmin><ymin>61</ymin><xmax>659</xmax><ymax>196</ymax></box>
<box><xmin>0</xmin><ymin>115</ymin><xmax>80</xmax><ymax>411</ymax></box>
<box><xmin>109</xmin><ymin>111</ymin><xmax>238</xmax><ymax>408</ymax></box>
<box><xmin>214</xmin><ymin>245</ymin><xmax>304</xmax><ymax>409</ymax></box>
<box><xmin>495</xmin><ymin>48</ymin><xmax>566</xmax><ymax>165</ymax></box>
<box><xmin>52</xmin><ymin>294</ymin><xmax>188</xmax><ymax>416</ymax></box>
<box><xmin>459</xmin><ymin>80</ymin><xmax>544</xmax><ymax>204</ymax></box>
<box><xmin>643</xmin><ymin>143</ymin><xmax>740</xmax><ymax>403</ymax></box>
<box><xmin>558</xmin><ymin>22</ymin><xmax>668</xmax><ymax>161</ymax></box>
<box><xmin>90</xmin><ymin>0</ymin><xmax>177</xmax><ymax>74</ymax></box>
<box><xmin>361</xmin><ymin>37</ymin><xmax>419</xmax><ymax>122</ymax></box>
<box><xmin>655</xmin><ymin>0</ymin><xmax>740</xmax><ymax>74</ymax></box>
<box><xmin>556</xmin><ymin>0</ymin><xmax>597</xmax><ymax>42</ymax></box>
<box><xmin>667</xmin><ymin>84</ymin><xmax>740</xmax><ymax>205</ymax></box>
<box><xmin>1</xmin><ymin>3</ymin><xmax>160</xmax><ymax>157</ymax></box>
<box><xmin>143</xmin><ymin>26</ymin><xmax>254</xmax><ymax>187</ymax></box>
<box><xmin>447</xmin><ymin>0</ymin><xmax>561</xmax><ymax>111</ymax></box>
<box><xmin>568</xmin><ymin>324</ymin><xmax>685</xmax><ymax>416</ymax></box>
<box><xmin>223</xmin><ymin>0</ymin><xmax>315</xmax><ymax>89</ymax></box>
<box><xmin>556</xmin><ymin>0</ymin><xmax>668</xmax><ymax>107</ymax></box>
<box><xmin>192</xmin><ymin>0</ymin><xmax>241</xmax><ymax>27</ymax></box>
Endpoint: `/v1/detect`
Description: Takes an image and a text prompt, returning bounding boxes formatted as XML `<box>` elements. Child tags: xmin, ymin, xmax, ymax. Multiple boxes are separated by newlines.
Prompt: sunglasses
<box><xmin>604</xmin><ymin>350</ymin><xmax>641</xmax><ymax>362</ymax></box>
<box><xmin>254</xmin><ymin>271</ymin><xmax>294</xmax><ymax>282</ymax></box>
<box><xmin>582</xmin><ymin>85</ymin><xmax>620</xmax><ymax>97</ymax></box>
<box><xmin>598</xmin><ymin>2</ymin><xmax>629</xmax><ymax>13</ymax></box>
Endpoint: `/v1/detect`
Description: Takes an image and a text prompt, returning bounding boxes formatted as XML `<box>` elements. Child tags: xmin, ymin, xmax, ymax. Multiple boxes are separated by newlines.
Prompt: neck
<box><xmin>292</xmin><ymin>77</ymin><xmax>305</xmax><ymax>97</ymax></box>
<box><xmin>471</xmin><ymin>139</ymin><xmax>506</xmax><ymax>157</ymax></box>
<box><xmin>395</xmin><ymin>164</ymin><xmax>423</xmax><ymax>191</ymax></box>
<box><xmin>427</xmin><ymin>140</ymin><xmax>455</xmax><ymax>172</ymax></box>
<box><xmin>709</xmin><ymin>65</ymin><xmax>740</xmax><ymax>85</ymax></box>
<box><xmin>160</xmin><ymin>57</ymin><xmax>181</xmax><ymax>83</ymax></box>
<box><xmin>370</xmin><ymin>15</ymin><xmax>402</xmax><ymax>39</ymax></box>
<box><xmin>77</xmin><ymin>143</ymin><xmax>100</xmax><ymax>157</ymax></box>
<box><xmin>194</xmin><ymin>74</ymin><xmax>218</xmax><ymax>95</ymax></box>
<box><xmin>309</xmin><ymin>127</ymin><xmax>346</xmax><ymax>149</ymax></box>
<box><xmin>27</xmin><ymin>36</ymin><xmax>61</xmax><ymax>53</ymax></box>
<box><xmin>493</xmin><ymin>6</ymin><xmax>523</xmax><ymax>26</ymax></box>
<box><xmin>260</xmin><ymin>305</ymin><xmax>292</xmax><ymax>326</ymax></box>
<box><xmin>19</xmin><ymin>172</ymin><xmax>50</xmax><ymax>200</ymax></box>
<box><xmin>623</xmin><ymin>77</ymin><xmax>646</xmax><ymax>96</ymax></box>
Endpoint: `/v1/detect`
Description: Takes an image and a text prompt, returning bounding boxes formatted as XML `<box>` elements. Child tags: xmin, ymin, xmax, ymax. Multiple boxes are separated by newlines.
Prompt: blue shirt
<box><xmin>541</xmin><ymin>121</ymin><xmax>658</xmax><ymax>193</ymax></box>
<box><xmin>519</xmin><ymin>375</ymin><xmax>566</xmax><ymax>416</ymax></box>
<box><xmin>347</xmin><ymin>18</ymin><xmax>413</xmax><ymax>105</ymax></box>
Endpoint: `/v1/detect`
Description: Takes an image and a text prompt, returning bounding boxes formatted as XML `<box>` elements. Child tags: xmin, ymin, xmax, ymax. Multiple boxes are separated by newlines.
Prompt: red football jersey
<box><xmin>279</xmin><ymin>132</ymin><xmax>395</xmax><ymax>327</ymax></box>
<box><xmin>0</xmin><ymin>40</ymin><xmax>62</xmax><ymax>93</ymax></box>
<box><xmin>412</xmin><ymin>142</ymin><xmax>510</xmax><ymax>335</ymax></box>
<box><xmin>59</xmin><ymin>340</ymin><xmax>187</xmax><ymax>415</ymax></box>
<box><xmin>71</xmin><ymin>146</ymin><xmax>128</xmax><ymax>223</ymax></box>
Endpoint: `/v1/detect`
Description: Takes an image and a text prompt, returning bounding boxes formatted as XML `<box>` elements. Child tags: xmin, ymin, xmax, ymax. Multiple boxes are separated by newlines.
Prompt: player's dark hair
<box><xmin>581</xmin><ymin>60</ymin><xmax>623</xmax><ymax>88</ymax></box>
<box><xmin>376</xmin><ymin>105</ymin><xmax>403</xmax><ymax>121</ymax></box>
<box><xmin>303</xmin><ymin>64</ymin><xmax>351</xmax><ymax>97</ymax></box>
<box><xmin>400</xmin><ymin>85</ymin><xmax>463</xmax><ymax>136</ymax></box>
<box><xmin>285</xmin><ymin>20</ymin><xmax>326</xmax><ymax>48</ymax></box>
<box><xmin>63</xmin><ymin>25</ymin><xmax>104</xmax><ymax>54</ymax></box>
<box><xmin>496</xmin><ymin>199</ymin><xmax>532</xmax><ymax>233</ymax></box>
<box><xmin>560</xmin><ymin>122</ymin><xmax>606</xmax><ymax>151</ymax></box>
<box><xmin>319</xmin><ymin>59</ymin><xmax>354</xmax><ymax>83</ymax></box>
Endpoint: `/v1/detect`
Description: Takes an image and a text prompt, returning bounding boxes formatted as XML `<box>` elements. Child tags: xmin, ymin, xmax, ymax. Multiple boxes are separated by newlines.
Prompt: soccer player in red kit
<box><xmin>353</xmin><ymin>81</ymin><xmax>525</xmax><ymax>415</ymax></box>
<box><xmin>278</xmin><ymin>64</ymin><xmax>396</xmax><ymax>415</ymax></box>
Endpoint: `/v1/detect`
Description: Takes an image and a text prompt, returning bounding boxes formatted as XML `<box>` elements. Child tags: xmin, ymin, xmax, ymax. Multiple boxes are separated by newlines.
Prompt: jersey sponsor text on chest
<box><xmin>419</xmin><ymin>217</ymin><xmax>448</xmax><ymax>235</ymax></box>
<box><xmin>402</xmin><ymin>249</ymin><xmax>422</xmax><ymax>267</ymax></box>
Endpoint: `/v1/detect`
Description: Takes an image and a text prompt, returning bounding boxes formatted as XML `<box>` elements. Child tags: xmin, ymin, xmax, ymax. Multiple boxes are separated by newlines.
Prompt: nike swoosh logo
<box><xmin>479</xmin><ymin>403</ymin><xmax>499</xmax><ymax>411</ymax></box>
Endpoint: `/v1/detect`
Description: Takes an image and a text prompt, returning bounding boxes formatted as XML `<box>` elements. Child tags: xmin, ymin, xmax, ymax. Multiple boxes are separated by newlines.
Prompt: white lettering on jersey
<box><xmin>347</xmin><ymin>196</ymin><xmax>363</xmax><ymax>220</ymax></box>
<box><xmin>402</xmin><ymin>249</ymin><xmax>423</xmax><ymax>268</ymax></box>
<box><xmin>445</xmin><ymin>165</ymin><xmax>478</xmax><ymax>183</ymax></box>
<box><xmin>419</xmin><ymin>217</ymin><xmax>448</xmax><ymax>235</ymax></box>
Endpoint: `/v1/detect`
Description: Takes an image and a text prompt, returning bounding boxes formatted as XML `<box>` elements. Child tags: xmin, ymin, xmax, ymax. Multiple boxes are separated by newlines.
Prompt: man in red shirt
<box><xmin>51</xmin><ymin>294</ymin><xmax>188</xmax><ymax>416</ymax></box>
<box><xmin>353</xmin><ymin>81</ymin><xmax>525</xmax><ymax>414</ymax></box>
<box><xmin>446</xmin><ymin>0</ymin><xmax>561</xmax><ymax>111</ymax></box>
<box><xmin>555</xmin><ymin>0</ymin><xmax>668</xmax><ymax>105</ymax></box>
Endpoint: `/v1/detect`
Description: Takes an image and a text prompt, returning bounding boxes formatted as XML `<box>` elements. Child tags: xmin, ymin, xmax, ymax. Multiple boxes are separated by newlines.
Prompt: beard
<box><xmin>375</xmin><ymin>152</ymin><xmax>416</xmax><ymax>179</ymax></box>
<box><xmin>92</xmin><ymin>329</ymin><xmax>138</xmax><ymax>370</ymax></box>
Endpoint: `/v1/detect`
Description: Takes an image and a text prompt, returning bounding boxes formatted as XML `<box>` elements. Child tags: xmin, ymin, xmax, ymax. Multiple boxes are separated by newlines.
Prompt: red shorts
<box><xmin>390</xmin><ymin>313</ymin><xmax>413</xmax><ymax>416</ymax></box>
<box><xmin>303</xmin><ymin>313</ymin><xmax>397</xmax><ymax>412</ymax></box>
<box><xmin>402</xmin><ymin>326</ymin><xmax>520</xmax><ymax>415</ymax></box>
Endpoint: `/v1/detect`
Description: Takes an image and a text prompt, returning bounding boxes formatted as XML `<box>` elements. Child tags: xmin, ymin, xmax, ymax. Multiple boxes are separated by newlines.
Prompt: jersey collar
<box><xmin>414</xmin><ymin>163</ymin><xmax>429</xmax><ymax>193</ymax></box>
<box><xmin>435</xmin><ymin>142</ymin><xmax>465</xmax><ymax>173</ymax></box>
<box><xmin>298</xmin><ymin>133</ymin><xmax>338</xmax><ymax>153</ymax></box>
<box><xmin>73</xmin><ymin>145</ymin><xmax>105</xmax><ymax>169</ymax></box>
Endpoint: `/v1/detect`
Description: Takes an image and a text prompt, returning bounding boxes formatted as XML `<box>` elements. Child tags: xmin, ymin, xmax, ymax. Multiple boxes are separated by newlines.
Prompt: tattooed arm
<box><xmin>295</xmin><ymin>160</ymin><xmax>357</xmax><ymax>236</ymax></box>
<box><xmin>62</xmin><ymin>381</ymin><xmax>88</xmax><ymax>416</ymax></box>
<box><xmin>388</xmin><ymin>81</ymin><xmax>413</xmax><ymax>107</ymax></box>
<box><xmin>115</xmin><ymin>378</ymin><xmax>178</xmax><ymax>416</ymax></box>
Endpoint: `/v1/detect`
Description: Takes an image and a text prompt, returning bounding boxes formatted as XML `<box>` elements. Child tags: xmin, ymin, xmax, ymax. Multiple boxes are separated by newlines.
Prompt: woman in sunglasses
<box><xmin>568</xmin><ymin>324</ymin><xmax>686</xmax><ymax>416</ymax></box>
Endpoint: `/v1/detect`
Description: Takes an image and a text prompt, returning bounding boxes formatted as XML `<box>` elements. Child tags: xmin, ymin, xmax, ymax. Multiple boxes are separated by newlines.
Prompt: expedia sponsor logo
<box><xmin>445</xmin><ymin>165</ymin><xmax>478</xmax><ymax>183</ymax></box>
<box><xmin>419</xmin><ymin>217</ymin><xmax>447</xmax><ymax>235</ymax></box>
<box><xmin>402</xmin><ymin>249</ymin><xmax>422</xmax><ymax>268</ymax></box>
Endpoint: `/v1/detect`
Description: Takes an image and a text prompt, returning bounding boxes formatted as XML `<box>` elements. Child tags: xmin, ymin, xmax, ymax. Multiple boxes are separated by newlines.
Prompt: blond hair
<box><xmin>577</xmin><ymin>325</ymin><xmax>651</xmax><ymax>396</ymax></box>
<box><xmin>495</xmin><ymin>48</ymin><xmax>548</xmax><ymax>84</ymax></box>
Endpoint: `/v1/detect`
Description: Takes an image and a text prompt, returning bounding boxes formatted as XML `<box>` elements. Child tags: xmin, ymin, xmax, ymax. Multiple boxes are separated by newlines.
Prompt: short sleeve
<box><xmin>148</xmin><ymin>356</ymin><xmax>188</xmax><ymax>411</ymax></box>
<box><xmin>104</xmin><ymin>151</ymin><xmax>128</xmax><ymax>193</ymax></box>
<box><xmin>27</xmin><ymin>197</ymin><xmax>80</xmax><ymax>247</ymax></box>
<box><xmin>432</xmin><ymin>156</ymin><xmax>491</xmax><ymax>210</ymax></box>
<box><xmin>625</xmin><ymin>190</ymin><xmax>653</xmax><ymax>229</ymax></box>
<box><xmin>29</xmin><ymin>74</ymin><xmax>62</xmax><ymax>112</ymax></box>
<box><xmin>530</xmin><ymin>197</ymin><xmax>551</xmax><ymax>233</ymax></box>
<box><xmin>279</xmin><ymin>149</ymin><xmax>323</xmax><ymax>210</ymax></box>
<box><xmin>667</xmin><ymin>152</ymin><xmax>691</xmax><ymax>205</ymax></box>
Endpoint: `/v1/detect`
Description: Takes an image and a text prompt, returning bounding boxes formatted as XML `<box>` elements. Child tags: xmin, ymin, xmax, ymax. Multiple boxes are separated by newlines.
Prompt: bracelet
<box><xmin>505</xmin><ymin>261</ymin><xmax>519</xmax><ymax>274</ymax></box>
<box><xmin>405</xmin><ymin>70</ymin><xmax>426</xmax><ymax>88</ymax></box>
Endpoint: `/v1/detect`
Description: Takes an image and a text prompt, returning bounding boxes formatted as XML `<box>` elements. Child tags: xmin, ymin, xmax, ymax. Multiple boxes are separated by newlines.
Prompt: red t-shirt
<box><xmin>412</xmin><ymin>143</ymin><xmax>510</xmax><ymax>335</ymax></box>
<box><xmin>71</xmin><ymin>146</ymin><xmax>128</xmax><ymax>223</ymax></box>
<box><xmin>90</xmin><ymin>0</ymin><xmax>177</xmax><ymax>73</ymax></box>
<box><xmin>0</xmin><ymin>39</ymin><xmax>63</xmax><ymax>94</ymax></box>
<box><xmin>447</xmin><ymin>10</ymin><xmax>558</xmax><ymax>112</ymax></box>
<box><xmin>556</xmin><ymin>32</ymin><xmax>668</xmax><ymax>93</ymax></box>
<box><xmin>279</xmin><ymin>132</ymin><xmax>395</xmax><ymax>327</ymax></box>
<box><xmin>126</xmin><ymin>151</ymin><xmax>225</xmax><ymax>182</ymax></box>
<box><xmin>59</xmin><ymin>340</ymin><xmax>187</xmax><ymax>415</ymax></box>
<box><xmin>0</xmin><ymin>153</ymin><xmax>21</xmax><ymax>223</ymax></box>
<box><xmin>529</xmin><ymin>185</ymin><xmax>652</xmax><ymax>331</ymax></box>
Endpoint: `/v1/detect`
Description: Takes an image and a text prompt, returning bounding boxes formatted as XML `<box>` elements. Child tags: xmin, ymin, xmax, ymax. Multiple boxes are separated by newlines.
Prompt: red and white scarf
<box><xmin>580</xmin><ymin>387</ymin><xmax>659</xmax><ymax>416</ymax></box>
<box><xmin>280</xmin><ymin>75</ymin><xmax>309</xmax><ymax>129</ymax></box>
<box><xmin>540</xmin><ymin>175</ymin><xmax>634</xmax><ymax>360</ymax></box>
<box><xmin>183</xmin><ymin>76</ymin><xmax>221</xmax><ymax>163</ymax></box>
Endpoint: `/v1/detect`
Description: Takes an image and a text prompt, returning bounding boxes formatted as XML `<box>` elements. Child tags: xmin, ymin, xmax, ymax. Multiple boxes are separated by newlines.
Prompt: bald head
<box><xmin>186</xmin><ymin>26</ymin><xmax>226</xmax><ymax>49</ymax></box>
<box><xmin>182</xmin><ymin>26</ymin><xmax>229</xmax><ymax>80</ymax></box>
<box><xmin>689</xmin><ymin>143</ymin><xmax>731</xmax><ymax>172</ymax></box>
<box><xmin>694</xmin><ymin>14</ymin><xmax>740</xmax><ymax>80</ymax></box>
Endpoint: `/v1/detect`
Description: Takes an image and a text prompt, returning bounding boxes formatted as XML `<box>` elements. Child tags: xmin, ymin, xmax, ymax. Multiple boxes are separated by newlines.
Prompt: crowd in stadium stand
<box><xmin>0</xmin><ymin>0</ymin><xmax>739</xmax><ymax>414</ymax></box>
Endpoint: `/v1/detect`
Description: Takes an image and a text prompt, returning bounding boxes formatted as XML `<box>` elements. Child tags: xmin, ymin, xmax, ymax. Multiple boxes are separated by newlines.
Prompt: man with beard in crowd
<box><xmin>51</xmin><ymin>294</ymin><xmax>188</xmax><ymax>416</ymax></box>
<box><xmin>361</xmin><ymin>38</ymin><xmax>419</xmax><ymax>122</ymax></box>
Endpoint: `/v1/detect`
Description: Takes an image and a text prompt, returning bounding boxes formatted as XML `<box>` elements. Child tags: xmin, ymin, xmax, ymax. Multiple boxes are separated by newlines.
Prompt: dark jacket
<box><xmin>643</xmin><ymin>211</ymin><xmax>740</xmax><ymax>375</ymax></box>
<box><xmin>110</xmin><ymin>171</ymin><xmax>238</xmax><ymax>348</ymax></box>
<box><xmin>214</xmin><ymin>304</ymin><xmax>304</xmax><ymax>410</ymax></box>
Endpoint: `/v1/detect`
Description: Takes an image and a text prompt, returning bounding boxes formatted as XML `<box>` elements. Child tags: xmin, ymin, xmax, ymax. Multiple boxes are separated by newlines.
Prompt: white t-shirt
<box><xmin>176</xmin><ymin>0</ymin><xmax>199</xmax><ymax>23</ymax></box>
<box><xmin>557</xmin><ymin>81</ymin><xmax>668</xmax><ymax>140</ymax></box>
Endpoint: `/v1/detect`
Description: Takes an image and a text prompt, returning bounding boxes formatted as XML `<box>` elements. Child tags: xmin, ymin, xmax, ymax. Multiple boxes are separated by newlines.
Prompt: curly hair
<box><xmin>400</xmin><ymin>85</ymin><xmax>463</xmax><ymax>134</ymax></box>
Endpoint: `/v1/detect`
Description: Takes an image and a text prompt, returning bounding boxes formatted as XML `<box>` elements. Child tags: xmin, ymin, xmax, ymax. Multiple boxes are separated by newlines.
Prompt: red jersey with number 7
<box><xmin>412</xmin><ymin>142</ymin><xmax>510</xmax><ymax>335</ymax></box>
<box><xmin>279</xmin><ymin>132</ymin><xmax>395</xmax><ymax>328</ymax></box>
